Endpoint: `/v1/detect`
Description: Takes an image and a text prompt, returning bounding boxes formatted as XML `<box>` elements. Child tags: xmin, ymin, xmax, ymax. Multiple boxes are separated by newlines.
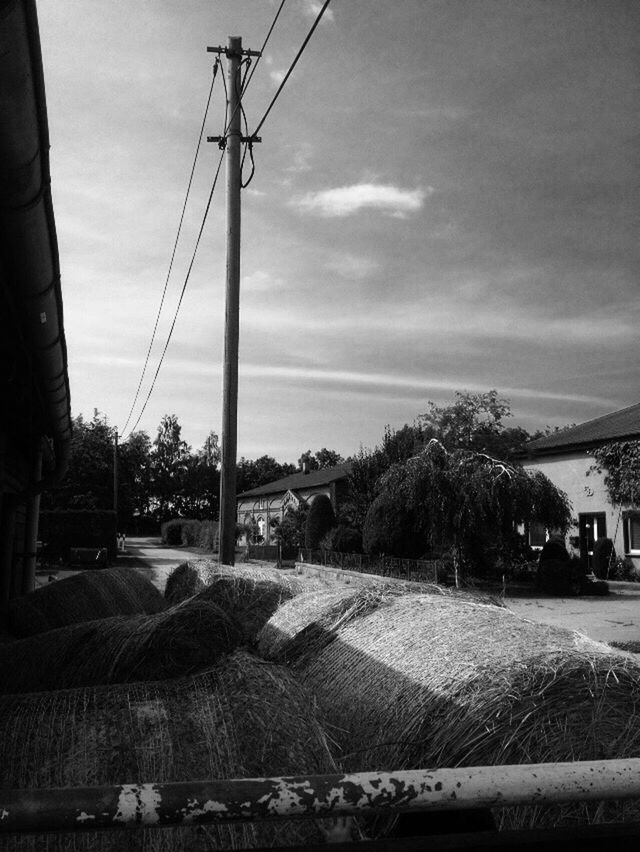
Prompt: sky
<box><xmin>38</xmin><ymin>0</ymin><xmax>640</xmax><ymax>461</ymax></box>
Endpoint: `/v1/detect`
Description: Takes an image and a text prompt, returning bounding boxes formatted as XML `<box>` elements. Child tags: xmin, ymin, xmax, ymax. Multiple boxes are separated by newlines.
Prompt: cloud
<box><xmin>325</xmin><ymin>253</ymin><xmax>379</xmax><ymax>280</ymax></box>
<box><xmin>299</xmin><ymin>0</ymin><xmax>335</xmax><ymax>23</ymax></box>
<box><xmin>294</xmin><ymin>183</ymin><xmax>431</xmax><ymax>218</ymax></box>
<box><xmin>269</xmin><ymin>70</ymin><xmax>286</xmax><ymax>87</ymax></box>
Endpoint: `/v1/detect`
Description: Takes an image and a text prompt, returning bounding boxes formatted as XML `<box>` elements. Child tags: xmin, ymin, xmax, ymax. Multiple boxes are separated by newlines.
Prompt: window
<box><xmin>624</xmin><ymin>513</ymin><xmax>640</xmax><ymax>555</ymax></box>
<box><xmin>528</xmin><ymin>521</ymin><xmax>547</xmax><ymax>549</ymax></box>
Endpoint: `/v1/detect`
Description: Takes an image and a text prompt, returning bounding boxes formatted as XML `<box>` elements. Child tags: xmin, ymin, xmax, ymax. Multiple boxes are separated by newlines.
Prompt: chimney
<box><xmin>302</xmin><ymin>460</ymin><xmax>310</xmax><ymax>475</ymax></box>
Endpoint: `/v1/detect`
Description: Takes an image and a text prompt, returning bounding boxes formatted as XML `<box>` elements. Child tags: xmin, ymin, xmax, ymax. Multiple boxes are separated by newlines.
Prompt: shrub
<box><xmin>332</xmin><ymin>525</ymin><xmax>363</xmax><ymax>554</ymax></box>
<box><xmin>180</xmin><ymin>520</ymin><xmax>202</xmax><ymax>547</ymax></box>
<box><xmin>592</xmin><ymin>537</ymin><xmax>615</xmax><ymax>579</ymax></box>
<box><xmin>161</xmin><ymin>519</ymin><xmax>192</xmax><ymax>546</ymax></box>
<box><xmin>305</xmin><ymin>495</ymin><xmax>336</xmax><ymax>550</ymax></box>
<box><xmin>198</xmin><ymin>521</ymin><xmax>219</xmax><ymax>551</ymax></box>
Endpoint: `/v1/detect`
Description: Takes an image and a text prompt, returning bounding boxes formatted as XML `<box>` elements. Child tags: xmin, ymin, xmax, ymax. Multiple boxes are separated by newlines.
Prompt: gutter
<box><xmin>0</xmin><ymin>0</ymin><xmax>72</xmax><ymax>486</ymax></box>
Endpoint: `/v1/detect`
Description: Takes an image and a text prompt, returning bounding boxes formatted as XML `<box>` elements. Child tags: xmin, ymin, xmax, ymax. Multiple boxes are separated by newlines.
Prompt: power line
<box><xmin>123</xmin><ymin>149</ymin><xmax>226</xmax><ymax>439</ymax></box>
<box><xmin>120</xmin><ymin>59</ymin><xmax>221</xmax><ymax>437</ymax></box>
<box><xmin>251</xmin><ymin>0</ymin><xmax>332</xmax><ymax>138</ymax></box>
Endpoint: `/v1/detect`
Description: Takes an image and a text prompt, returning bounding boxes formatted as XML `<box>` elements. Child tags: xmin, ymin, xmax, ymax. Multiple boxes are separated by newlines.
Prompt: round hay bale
<box><xmin>7</xmin><ymin>566</ymin><xmax>167</xmax><ymax>638</ymax></box>
<box><xmin>0</xmin><ymin>598</ymin><xmax>243</xmax><ymax>693</ymax></box>
<box><xmin>296</xmin><ymin>594</ymin><xmax>640</xmax><ymax>830</ymax></box>
<box><xmin>257</xmin><ymin>581</ymin><xmax>500</xmax><ymax>664</ymax></box>
<box><xmin>0</xmin><ymin>651</ymin><xmax>337</xmax><ymax>851</ymax></box>
<box><xmin>164</xmin><ymin>561</ymin><xmax>207</xmax><ymax>603</ymax></box>
<box><xmin>164</xmin><ymin>559</ymin><xmax>330</xmax><ymax>604</ymax></box>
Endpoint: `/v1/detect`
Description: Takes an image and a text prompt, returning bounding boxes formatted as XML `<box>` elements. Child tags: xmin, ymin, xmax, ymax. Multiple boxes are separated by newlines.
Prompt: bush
<box><xmin>592</xmin><ymin>537</ymin><xmax>615</xmax><ymax>579</ymax></box>
<box><xmin>161</xmin><ymin>519</ymin><xmax>194</xmax><ymax>546</ymax></box>
<box><xmin>198</xmin><ymin>521</ymin><xmax>219</xmax><ymax>551</ymax></box>
<box><xmin>180</xmin><ymin>520</ymin><xmax>201</xmax><ymax>547</ymax></box>
<box><xmin>333</xmin><ymin>525</ymin><xmax>363</xmax><ymax>554</ymax></box>
<box><xmin>304</xmin><ymin>495</ymin><xmax>336</xmax><ymax>550</ymax></box>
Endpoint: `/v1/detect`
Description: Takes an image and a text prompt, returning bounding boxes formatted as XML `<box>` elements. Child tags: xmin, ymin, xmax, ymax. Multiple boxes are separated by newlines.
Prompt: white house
<box><xmin>523</xmin><ymin>403</ymin><xmax>640</xmax><ymax>570</ymax></box>
<box><xmin>236</xmin><ymin>463</ymin><xmax>351</xmax><ymax>545</ymax></box>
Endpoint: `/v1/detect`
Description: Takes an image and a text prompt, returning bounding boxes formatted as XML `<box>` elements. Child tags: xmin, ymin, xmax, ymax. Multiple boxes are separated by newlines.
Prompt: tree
<box><xmin>236</xmin><ymin>456</ymin><xmax>296</xmax><ymax>493</ymax></box>
<box><xmin>118</xmin><ymin>430</ymin><xmax>153</xmax><ymax>525</ymax></box>
<box><xmin>43</xmin><ymin>410</ymin><xmax>116</xmax><ymax>510</ymax></box>
<box><xmin>150</xmin><ymin>414</ymin><xmax>191</xmax><ymax>521</ymax></box>
<box><xmin>182</xmin><ymin>431</ymin><xmax>221</xmax><ymax>519</ymax></box>
<box><xmin>298</xmin><ymin>448</ymin><xmax>345</xmax><ymax>471</ymax></box>
<box><xmin>275</xmin><ymin>503</ymin><xmax>309</xmax><ymax>549</ymax></box>
<box><xmin>363</xmin><ymin>441</ymin><xmax>572</xmax><ymax>576</ymax></box>
<box><xmin>419</xmin><ymin>390</ymin><xmax>531</xmax><ymax>459</ymax></box>
<box><xmin>591</xmin><ymin>441</ymin><xmax>640</xmax><ymax>507</ymax></box>
<box><xmin>305</xmin><ymin>494</ymin><xmax>336</xmax><ymax>549</ymax></box>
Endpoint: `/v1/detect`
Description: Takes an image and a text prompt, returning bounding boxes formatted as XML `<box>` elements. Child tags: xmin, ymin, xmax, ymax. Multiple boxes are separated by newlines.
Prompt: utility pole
<box><xmin>207</xmin><ymin>37</ymin><xmax>260</xmax><ymax>566</ymax></box>
<box><xmin>113</xmin><ymin>430</ymin><xmax>118</xmax><ymax>531</ymax></box>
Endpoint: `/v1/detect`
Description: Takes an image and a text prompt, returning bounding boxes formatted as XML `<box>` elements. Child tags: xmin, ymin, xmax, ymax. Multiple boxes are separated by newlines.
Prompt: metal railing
<box><xmin>3</xmin><ymin>760</ymin><xmax>640</xmax><ymax>836</ymax></box>
<box><xmin>297</xmin><ymin>549</ymin><xmax>444</xmax><ymax>583</ymax></box>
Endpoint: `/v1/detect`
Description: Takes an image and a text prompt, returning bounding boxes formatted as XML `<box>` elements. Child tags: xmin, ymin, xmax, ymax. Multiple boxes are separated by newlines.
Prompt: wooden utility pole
<box><xmin>113</xmin><ymin>431</ymin><xmax>118</xmax><ymax>530</ymax></box>
<box><xmin>208</xmin><ymin>37</ymin><xmax>260</xmax><ymax>566</ymax></box>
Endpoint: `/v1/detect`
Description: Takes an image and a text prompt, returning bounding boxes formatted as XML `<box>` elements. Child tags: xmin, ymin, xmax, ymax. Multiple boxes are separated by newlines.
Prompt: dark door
<box><xmin>578</xmin><ymin>512</ymin><xmax>606</xmax><ymax>568</ymax></box>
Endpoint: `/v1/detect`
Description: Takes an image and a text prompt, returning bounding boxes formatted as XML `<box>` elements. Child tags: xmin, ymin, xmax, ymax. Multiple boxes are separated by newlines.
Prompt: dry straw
<box><xmin>0</xmin><ymin>650</ymin><xmax>337</xmax><ymax>851</ymax></box>
<box><xmin>164</xmin><ymin>559</ymin><xmax>330</xmax><ymax>604</ymax></box>
<box><xmin>291</xmin><ymin>593</ymin><xmax>640</xmax><ymax>830</ymax></box>
<box><xmin>257</xmin><ymin>580</ymin><xmax>495</xmax><ymax>664</ymax></box>
<box><xmin>0</xmin><ymin>598</ymin><xmax>243</xmax><ymax>693</ymax></box>
<box><xmin>7</xmin><ymin>566</ymin><xmax>166</xmax><ymax>638</ymax></box>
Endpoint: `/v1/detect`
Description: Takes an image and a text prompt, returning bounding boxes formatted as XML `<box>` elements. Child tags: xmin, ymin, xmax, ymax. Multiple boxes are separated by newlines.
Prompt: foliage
<box><xmin>236</xmin><ymin>456</ymin><xmax>296</xmax><ymax>493</ymax></box>
<box><xmin>151</xmin><ymin>414</ymin><xmax>191</xmax><ymax>521</ymax></box>
<box><xmin>305</xmin><ymin>495</ymin><xmax>337</xmax><ymax>549</ymax></box>
<box><xmin>322</xmin><ymin>524</ymin><xmax>363</xmax><ymax>554</ymax></box>
<box><xmin>592</xmin><ymin>537</ymin><xmax>615</xmax><ymax>580</ymax></box>
<box><xmin>419</xmin><ymin>389</ymin><xmax>532</xmax><ymax>459</ymax></box>
<box><xmin>591</xmin><ymin>441</ymin><xmax>640</xmax><ymax>506</ymax></box>
<box><xmin>362</xmin><ymin>441</ymin><xmax>572</xmax><ymax>575</ymax></box>
<box><xmin>274</xmin><ymin>504</ymin><xmax>308</xmax><ymax>550</ymax></box>
<box><xmin>161</xmin><ymin>518</ymin><xmax>194</xmax><ymax>546</ymax></box>
<box><xmin>298</xmin><ymin>448</ymin><xmax>345</xmax><ymax>471</ymax></box>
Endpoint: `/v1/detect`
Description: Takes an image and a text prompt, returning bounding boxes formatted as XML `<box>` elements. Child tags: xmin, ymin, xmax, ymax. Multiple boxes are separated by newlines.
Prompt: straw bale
<box><xmin>257</xmin><ymin>581</ymin><xmax>497</xmax><ymax>664</ymax></box>
<box><xmin>7</xmin><ymin>566</ymin><xmax>167</xmax><ymax>637</ymax></box>
<box><xmin>164</xmin><ymin>559</ymin><xmax>330</xmax><ymax>604</ymax></box>
<box><xmin>295</xmin><ymin>594</ymin><xmax>640</xmax><ymax>829</ymax></box>
<box><xmin>0</xmin><ymin>651</ymin><xmax>337</xmax><ymax>851</ymax></box>
<box><xmin>0</xmin><ymin>598</ymin><xmax>243</xmax><ymax>692</ymax></box>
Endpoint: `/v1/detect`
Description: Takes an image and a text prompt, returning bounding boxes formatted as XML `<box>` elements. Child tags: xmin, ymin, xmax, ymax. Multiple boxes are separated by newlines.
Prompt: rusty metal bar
<box><xmin>3</xmin><ymin>761</ymin><xmax>640</xmax><ymax>835</ymax></box>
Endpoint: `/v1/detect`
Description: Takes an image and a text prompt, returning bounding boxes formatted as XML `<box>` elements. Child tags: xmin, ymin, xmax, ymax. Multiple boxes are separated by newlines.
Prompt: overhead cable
<box><xmin>125</xmin><ymin>150</ymin><xmax>226</xmax><ymax>438</ymax></box>
<box><xmin>251</xmin><ymin>0</ymin><xmax>332</xmax><ymax>138</ymax></box>
<box><xmin>120</xmin><ymin>59</ymin><xmax>221</xmax><ymax>437</ymax></box>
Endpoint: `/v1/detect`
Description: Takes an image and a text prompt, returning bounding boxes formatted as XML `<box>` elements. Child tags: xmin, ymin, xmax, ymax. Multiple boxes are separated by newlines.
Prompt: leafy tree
<box><xmin>298</xmin><ymin>448</ymin><xmax>345</xmax><ymax>471</ymax></box>
<box><xmin>150</xmin><ymin>414</ymin><xmax>191</xmax><ymax>521</ymax></box>
<box><xmin>118</xmin><ymin>430</ymin><xmax>153</xmax><ymax>525</ymax></box>
<box><xmin>274</xmin><ymin>503</ymin><xmax>309</xmax><ymax>549</ymax></box>
<box><xmin>181</xmin><ymin>431</ymin><xmax>221</xmax><ymax>520</ymax></box>
<box><xmin>419</xmin><ymin>389</ymin><xmax>530</xmax><ymax>458</ymax></box>
<box><xmin>591</xmin><ymin>441</ymin><xmax>640</xmax><ymax>506</ymax></box>
<box><xmin>363</xmin><ymin>440</ymin><xmax>571</xmax><ymax>576</ymax></box>
<box><xmin>236</xmin><ymin>455</ymin><xmax>296</xmax><ymax>493</ymax></box>
<box><xmin>43</xmin><ymin>410</ymin><xmax>116</xmax><ymax>510</ymax></box>
<box><xmin>305</xmin><ymin>494</ymin><xmax>336</xmax><ymax>549</ymax></box>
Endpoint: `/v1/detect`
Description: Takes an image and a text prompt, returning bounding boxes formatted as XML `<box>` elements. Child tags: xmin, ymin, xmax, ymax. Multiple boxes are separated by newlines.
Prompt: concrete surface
<box><xmin>124</xmin><ymin>536</ymin><xmax>212</xmax><ymax>593</ymax></box>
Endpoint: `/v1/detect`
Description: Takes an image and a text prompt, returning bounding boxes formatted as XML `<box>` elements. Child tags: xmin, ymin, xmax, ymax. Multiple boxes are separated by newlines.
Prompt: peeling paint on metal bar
<box><xmin>2</xmin><ymin>760</ymin><xmax>640</xmax><ymax>835</ymax></box>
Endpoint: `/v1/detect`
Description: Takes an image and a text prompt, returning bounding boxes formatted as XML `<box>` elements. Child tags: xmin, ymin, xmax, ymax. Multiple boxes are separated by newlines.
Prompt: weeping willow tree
<box><xmin>363</xmin><ymin>440</ymin><xmax>571</xmax><ymax>576</ymax></box>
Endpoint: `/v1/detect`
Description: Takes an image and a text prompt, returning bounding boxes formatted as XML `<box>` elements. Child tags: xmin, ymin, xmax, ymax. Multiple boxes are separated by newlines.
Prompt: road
<box><xmin>125</xmin><ymin>536</ymin><xmax>213</xmax><ymax>593</ymax></box>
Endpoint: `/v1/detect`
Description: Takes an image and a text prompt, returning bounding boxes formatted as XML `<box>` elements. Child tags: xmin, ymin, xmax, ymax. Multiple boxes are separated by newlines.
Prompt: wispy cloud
<box><xmin>294</xmin><ymin>183</ymin><xmax>431</xmax><ymax>218</ymax></box>
<box><xmin>269</xmin><ymin>69</ymin><xmax>286</xmax><ymax>87</ymax></box>
<box><xmin>299</xmin><ymin>0</ymin><xmax>335</xmax><ymax>23</ymax></box>
<box><xmin>325</xmin><ymin>253</ymin><xmax>379</xmax><ymax>280</ymax></box>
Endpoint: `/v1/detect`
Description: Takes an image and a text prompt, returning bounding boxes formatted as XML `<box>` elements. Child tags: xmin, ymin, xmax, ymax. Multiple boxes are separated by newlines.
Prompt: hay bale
<box><xmin>164</xmin><ymin>559</ymin><xmax>331</xmax><ymax>604</ymax></box>
<box><xmin>257</xmin><ymin>581</ymin><xmax>498</xmax><ymax>664</ymax></box>
<box><xmin>7</xmin><ymin>566</ymin><xmax>167</xmax><ymax>637</ymax></box>
<box><xmin>0</xmin><ymin>598</ymin><xmax>243</xmax><ymax>692</ymax></box>
<box><xmin>0</xmin><ymin>651</ymin><xmax>337</xmax><ymax>851</ymax></box>
<box><xmin>294</xmin><ymin>594</ymin><xmax>640</xmax><ymax>829</ymax></box>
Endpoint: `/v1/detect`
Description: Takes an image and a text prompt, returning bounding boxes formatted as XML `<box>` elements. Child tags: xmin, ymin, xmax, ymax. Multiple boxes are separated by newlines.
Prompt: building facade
<box><xmin>523</xmin><ymin>403</ymin><xmax>640</xmax><ymax>571</ymax></box>
<box><xmin>236</xmin><ymin>463</ymin><xmax>351</xmax><ymax>545</ymax></box>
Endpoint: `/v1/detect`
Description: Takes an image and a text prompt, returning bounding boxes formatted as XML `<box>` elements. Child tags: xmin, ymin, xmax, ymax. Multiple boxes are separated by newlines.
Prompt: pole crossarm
<box><xmin>3</xmin><ymin>761</ymin><xmax>640</xmax><ymax>835</ymax></box>
<box><xmin>207</xmin><ymin>45</ymin><xmax>261</xmax><ymax>58</ymax></box>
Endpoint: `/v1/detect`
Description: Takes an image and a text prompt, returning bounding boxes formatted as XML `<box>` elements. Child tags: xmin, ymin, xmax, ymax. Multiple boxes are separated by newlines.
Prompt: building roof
<box><xmin>237</xmin><ymin>463</ymin><xmax>352</xmax><ymax>500</ymax></box>
<box><xmin>526</xmin><ymin>402</ymin><xmax>640</xmax><ymax>455</ymax></box>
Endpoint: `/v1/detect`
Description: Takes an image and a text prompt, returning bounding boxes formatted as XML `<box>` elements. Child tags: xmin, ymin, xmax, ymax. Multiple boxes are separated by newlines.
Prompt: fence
<box><xmin>297</xmin><ymin>549</ymin><xmax>445</xmax><ymax>583</ymax></box>
<box><xmin>4</xmin><ymin>760</ymin><xmax>640</xmax><ymax>849</ymax></box>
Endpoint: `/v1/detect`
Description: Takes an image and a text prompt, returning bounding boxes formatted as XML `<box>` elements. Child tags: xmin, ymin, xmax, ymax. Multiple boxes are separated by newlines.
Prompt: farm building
<box><xmin>523</xmin><ymin>403</ymin><xmax>640</xmax><ymax>570</ymax></box>
<box><xmin>236</xmin><ymin>462</ymin><xmax>351</xmax><ymax>544</ymax></box>
<box><xmin>0</xmin><ymin>0</ymin><xmax>72</xmax><ymax>613</ymax></box>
